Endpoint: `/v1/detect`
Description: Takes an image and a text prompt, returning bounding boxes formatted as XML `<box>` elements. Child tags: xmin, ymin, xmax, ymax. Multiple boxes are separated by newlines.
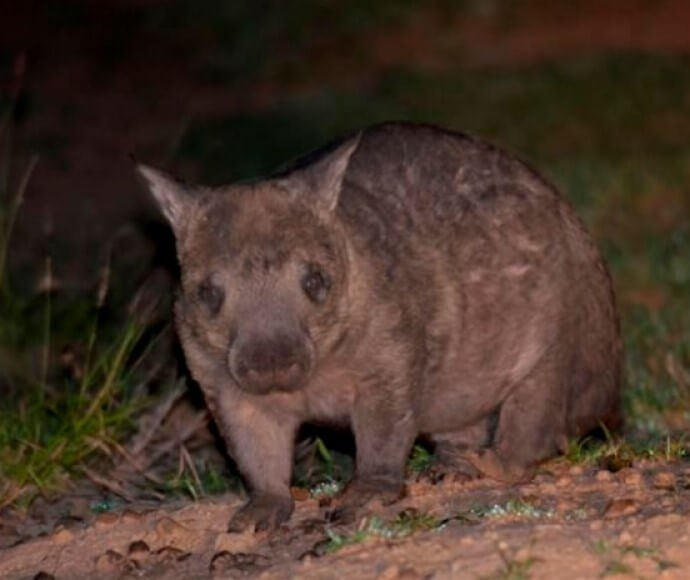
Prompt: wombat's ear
<box><xmin>278</xmin><ymin>133</ymin><xmax>361</xmax><ymax>214</ymax></box>
<box><xmin>136</xmin><ymin>165</ymin><xmax>195</xmax><ymax>232</ymax></box>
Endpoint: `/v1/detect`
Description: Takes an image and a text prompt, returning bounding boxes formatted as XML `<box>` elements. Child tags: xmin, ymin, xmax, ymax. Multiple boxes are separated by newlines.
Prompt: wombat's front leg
<box><xmin>213</xmin><ymin>398</ymin><xmax>298</xmax><ymax>532</ymax></box>
<box><xmin>340</xmin><ymin>383</ymin><xmax>417</xmax><ymax>512</ymax></box>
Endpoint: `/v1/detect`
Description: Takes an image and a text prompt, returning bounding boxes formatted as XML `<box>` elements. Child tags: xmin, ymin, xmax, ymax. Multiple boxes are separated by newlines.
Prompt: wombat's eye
<box><xmin>301</xmin><ymin>266</ymin><xmax>330</xmax><ymax>304</ymax></box>
<box><xmin>196</xmin><ymin>278</ymin><xmax>224</xmax><ymax>315</ymax></box>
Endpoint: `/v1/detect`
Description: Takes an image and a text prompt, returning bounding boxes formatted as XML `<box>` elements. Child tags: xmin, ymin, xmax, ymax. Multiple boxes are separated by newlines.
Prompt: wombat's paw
<box><xmin>326</xmin><ymin>478</ymin><xmax>405</xmax><ymax>522</ymax></box>
<box><xmin>418</xmin><ymin>458</ymin><xmax>479</xmax><ymax>485</ymax></box>
<box><xmin>227</xmin><ymin>494</ymin><xmax>294</xmax><ymax>533</ymax></box>
<box><xmin>465</xmin><ymin>449</ymin><xmax>534</xmax><ymax>484</ymax></box>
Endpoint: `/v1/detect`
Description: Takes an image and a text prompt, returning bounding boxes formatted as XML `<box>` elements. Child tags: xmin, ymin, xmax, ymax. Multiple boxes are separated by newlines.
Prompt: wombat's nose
<box><xmin>229</xmin><ymin>335</ymin><xmax>311</xmax><ymax>393</ymax></box>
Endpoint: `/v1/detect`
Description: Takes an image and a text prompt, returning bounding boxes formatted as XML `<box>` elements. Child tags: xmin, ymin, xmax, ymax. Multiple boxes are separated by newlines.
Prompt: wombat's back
<box><xmin>322</xmin><ymin>122</ymin><xmax>621</xmax><ymax>438</ymax></box>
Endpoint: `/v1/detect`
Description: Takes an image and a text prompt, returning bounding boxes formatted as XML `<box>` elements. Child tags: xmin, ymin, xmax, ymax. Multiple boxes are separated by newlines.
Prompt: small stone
<box><xmin>290</xmin><ymin>487</ymin><xmax>310</xmax><ymax>502</ymax></box>
<box><xmin>569</xmin><ymin>465</ymin><xmax>584</xmax><ymax>476</ymax></box>
<box><xmin>94</xmin><ymin>512</ymin><xmax>119</xmax><ymax>528</ymax></box>
<box><xmin>539</xmin><ymin>483</ymin><xmax>557</xmax><ymax>494</ymax></box>
<box><xmin>51</xmin><ymin>526</ymin><xmax>73</xmax><ymax>545</ymax></box>
<box><xmin>128</xmin><ymin>540</ymin><xmax>150</xmax><ymax>560</ymax></box>
<box><xmin>68</xmin><ymin>497</ymin><xmax>91</xmax><ymax>519</ymax></box>
<box><xmin>621</xmin><ymin>469</ymin><xmax>643</xmax><ymax>486</ymax></box>
<box><xmin>556</xmin><ymin>500</ymin><xmax>575</xmax><ymax>514</ymax></box>
<box><xmin>120</xmin><ymin>510</ymin><xmax>142</xmax><ymax>524</ymax></box>
<box><xmin>653</xmin><ymin>472</ymin><xmax>676</xmax><ymax>490</ymax></box>
<box><xmin>595</xmin><ymin>470</ymin><xmax>613</xmax><ymax>482</ymax></box>
<box><xmin>300</xmin><ymin>553</ymin><xmax>314</xmax><ymax>566</ymax></box>
<box><xmin>210</xmin><ymin>551</ymin><xmax>270</xmax><ymax>576</ymax></box>
<box><xmin>555</xmin><ymin>476</ymin><xmax>571</xmax><ymax>487</ymax></box>
<box><xmin>660</xmin><ymin>497</ymin><xmax>674</xmax><ymax>509</ymax></box>
<box><xmin>604</xmin><ymin>498</ymin><xmax>639</xmax><ymax>518</ymax></box>
<box><xmin>590</xmin><ymin>520</ymin><xmax>603</xmax><ymax>530</ymax></box>
<box><xmin>379</xmin><ymin>564</ymin><xmax>401</xmax><ymax>580</ymax></box>
<box><xmin>619</xmin><ymin>531</ymin><xmax>633</xmax><ymax>543</ymax></box>
<box><xmin>154</xmin><ymin>516</ymin><xmax>187</xmax><ymax>539</ymax></box>
<box><xmin>154</xmin><ymin>546</ymin><xmax>190</xmax><ymax>563</ymax></box>
<box><xmin>95</xmin><ymin>549</ymin><xmax>125</xmax><ymax>572</ymax></box>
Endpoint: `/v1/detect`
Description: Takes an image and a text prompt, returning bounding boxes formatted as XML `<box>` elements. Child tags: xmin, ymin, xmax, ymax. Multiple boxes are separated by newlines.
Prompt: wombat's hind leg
<box><xmin>228</xmin><ymin>492</ymin><xmax>294</xmax><ymax>533</ymax></box>
<box><xmin>428</xmin><ymin>417</ymin><xmax>496</xmax><ymax>482</ymax></box>
<box><xmin>467</xmin><ymin>357</ymin><xmax>568</xmax><ymax>483</ymax></box>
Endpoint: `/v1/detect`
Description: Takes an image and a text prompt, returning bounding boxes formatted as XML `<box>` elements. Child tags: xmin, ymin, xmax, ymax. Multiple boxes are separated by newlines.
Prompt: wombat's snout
<box><xmin>228</xmin><ymin>333</ymin><xmax>313</xmax><ymax>393</ymax></box>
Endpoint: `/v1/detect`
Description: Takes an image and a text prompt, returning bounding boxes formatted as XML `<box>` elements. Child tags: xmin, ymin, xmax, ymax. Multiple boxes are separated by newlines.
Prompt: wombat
<box><xmin>137</xmin><ymin>122</ymin><xmax>621</xmax><ymax>532</ymax></box>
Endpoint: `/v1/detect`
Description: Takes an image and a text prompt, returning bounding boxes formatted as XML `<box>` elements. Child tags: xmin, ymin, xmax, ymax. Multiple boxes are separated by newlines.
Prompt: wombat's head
<box><xmin>137</xmin><ymin>137</ymin><xmax>359</xmax><ymax>394</ymax></box>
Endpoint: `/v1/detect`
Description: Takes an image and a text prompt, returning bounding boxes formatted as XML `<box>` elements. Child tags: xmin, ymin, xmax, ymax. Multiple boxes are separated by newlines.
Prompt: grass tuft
<box><xmin>322</xmin><ymin>508</ymin><xmax>442</xmax><ymax>553</ymax></box>
<box><xmin>0</xmin><ymin>94</ymin><xmax>161</xmax><ymax>508</ymax></box>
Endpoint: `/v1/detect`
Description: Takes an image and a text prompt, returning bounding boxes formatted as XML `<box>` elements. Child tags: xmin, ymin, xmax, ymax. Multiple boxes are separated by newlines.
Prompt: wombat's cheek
<box><xmin>226</xmin><ymin>332</ymin><xmax>314</xmax><ymax>394</ymax></box>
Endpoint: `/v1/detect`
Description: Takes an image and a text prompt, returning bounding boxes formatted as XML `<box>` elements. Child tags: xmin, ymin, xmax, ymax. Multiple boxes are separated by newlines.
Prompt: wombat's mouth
<box><xmin>234</xmin><ymin>361</ymin><xmax>310</xmax><ymax>394</ymax></box>
<box><xmin>227</xmin><ymin>333</ymin><xmax>313</xmax><ymax>395</ymax></box>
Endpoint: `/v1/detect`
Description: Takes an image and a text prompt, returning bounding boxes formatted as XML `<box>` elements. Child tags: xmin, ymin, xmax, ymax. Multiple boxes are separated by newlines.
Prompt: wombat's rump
<box><xmin>138</xmin><ymin>122</ymin><xmax>621</xmax><ymax>531</ymax></box>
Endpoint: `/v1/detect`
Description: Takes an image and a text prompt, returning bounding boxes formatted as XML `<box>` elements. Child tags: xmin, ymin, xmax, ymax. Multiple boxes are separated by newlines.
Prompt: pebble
<box><xmin>398</xmin><ymin>568</ymin><xmax>421</xmax><ymax>579</ymax></box>
<box><xmin>51</xmin><ymin>526</ymin><xmax>73</xmax><ymax>545</ymax></box>
<box><xmin>660</xmin><ymin>497</ymin><xmax>674</xmax><ymax>509</ymax></box>
<box><xmin>653</xmin><ymin>472</ymin><xmax>676</xmax><ymax>490</ymax></box>
<box><xmin>290</xmin><ymin>487</ymin><xmax>310</xmax><ymax>502</ymax></box>
<box><xmin>569</xmin><ymin>465</ymin><xmax>584</xmax><ymax>476</ymax></box>
<box><xmin>555</xmin><ymin>476</ymin><xmax>571</xmax><ymax>488</ymax></box>
<box><xmin>154</xmin><ymin>516</ymin><xmax>187</xmax><ymax>539</ymax></box>
<box><xmin>120</xmin><ymin>509</ymin><xmax>142</xmax><ymax>524</ymax></box>
<box><xmin>94</xmin><ymin>512</ymin><xmax>119</xmax><ymax>528</ymax></box>
<box><xmin>154</xmin><ymin>546</ymin><xmax>190</xmax><ymax>563</ymax></box>
<box><xmin>68</xmin><ymin>497</ymin><xmax>91</xmax><ymax>520</ymax></box>
<box><xmin>595</xmin><ymin>470</ymin><xmax>613</xmax><ymax>482</ymax></box>
<box><xmin>378</xmin><ymin>564</ymin><xmax>401</xmax><ymax>579</ymax></box>
<box><xmin>95</xmin><ymin>549</ymin><xmax>125</xmax><ymax>573</ymax></box>
<box><xmin>621</xmin><ymin>470</ymin><xmax>643</xmax><ymax>486</ymax></box>
<box><xmin>539</xmin><ymin>482</ymin><xmax>557</xmax><ymax>494</ymax></box>
<box><xmin>604</xmin><ymin>498</ymin><xmax>639</xmax><ymax>518</ymax></box>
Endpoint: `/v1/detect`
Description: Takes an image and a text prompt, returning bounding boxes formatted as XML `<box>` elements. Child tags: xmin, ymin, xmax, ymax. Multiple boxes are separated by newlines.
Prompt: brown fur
<box><xmin>138</xmin><ymin>122</ymin><xmax>622</xmax><ymax>531</ymax></box>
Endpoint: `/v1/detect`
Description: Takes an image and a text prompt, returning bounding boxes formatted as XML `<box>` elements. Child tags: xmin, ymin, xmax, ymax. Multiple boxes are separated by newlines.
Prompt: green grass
<box><xmin>322</xmin><ymin>508</ymin><xmax>442</xmax><ymax>553</ymax></box>
<box><xmin>594</xmin><ymin>543</ymin><xmax>678</xmax><ymax>577</ymax></box>
<box><xmin>0</xmin><ymin>103</ymin><xmax>160</xmax><ymax>507</ymax></box>
<box><xmin>161</xmin><ymin>460</ymin><xmax>234</xmax><ymax>500</ymax></box>
<box><xmin>563</xmin><ymin>432</ymin><xmax>688</xmax><ymax>470</ymax></box>
<box><xmin>464</xmin><ymin>498</ymin><xmax>554</xmax><ymax>521</ymax></box>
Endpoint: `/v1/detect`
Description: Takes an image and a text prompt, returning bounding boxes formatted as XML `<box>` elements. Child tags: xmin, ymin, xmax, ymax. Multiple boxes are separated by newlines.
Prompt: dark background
<box><xmin>3</xmin><ymin>0</ymin><xmax>690</xmax><ymax>291</ymax></box>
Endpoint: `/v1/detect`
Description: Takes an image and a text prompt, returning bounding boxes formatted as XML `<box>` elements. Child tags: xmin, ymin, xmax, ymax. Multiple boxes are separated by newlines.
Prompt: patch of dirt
<box><xmin>2</xmin><ymin>460</ymin><xmax>690</xmax><ymax>579</ymax></box>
